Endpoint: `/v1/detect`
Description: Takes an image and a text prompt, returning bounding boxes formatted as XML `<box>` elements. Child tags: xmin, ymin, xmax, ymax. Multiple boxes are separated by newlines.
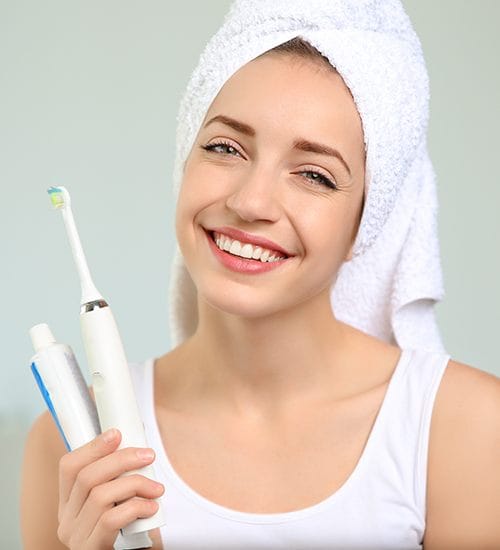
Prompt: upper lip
<box><xmin>206</xmin><ymin>226</ymin><xmax>294</xmax><ymax>257</ymax></box>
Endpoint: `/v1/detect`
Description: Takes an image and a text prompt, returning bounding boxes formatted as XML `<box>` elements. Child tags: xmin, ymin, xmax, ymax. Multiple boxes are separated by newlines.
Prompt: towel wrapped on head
<box><xmin>168</xmin><ymin>0</ymin><xmax>446</xmax><ymax>353</ymax></box>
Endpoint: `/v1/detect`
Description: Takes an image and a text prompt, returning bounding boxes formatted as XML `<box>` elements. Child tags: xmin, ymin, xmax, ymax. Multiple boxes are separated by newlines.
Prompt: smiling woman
<box><xmin>19</xmin><ymin>1</ymin><xmax>500</xmax><ymax>549</ymax></box>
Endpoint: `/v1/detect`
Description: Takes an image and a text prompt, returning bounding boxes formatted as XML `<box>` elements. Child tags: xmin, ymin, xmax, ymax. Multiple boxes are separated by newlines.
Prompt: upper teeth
<box><xmin>213</xmin><ymin>232</ymin><xmax>287</xmax><ymax>262</ymax></box>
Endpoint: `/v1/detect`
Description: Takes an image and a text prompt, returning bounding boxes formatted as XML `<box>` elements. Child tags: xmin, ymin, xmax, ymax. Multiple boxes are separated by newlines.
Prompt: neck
<box><xmin>184</xmin><ymin>287</ymin><xmax>364</xmax><ymax>421</ymax></box>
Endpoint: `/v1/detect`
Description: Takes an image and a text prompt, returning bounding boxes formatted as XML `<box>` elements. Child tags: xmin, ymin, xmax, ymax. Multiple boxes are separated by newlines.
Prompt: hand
<box><xmin>57</xmin><ymin>428</ymin><xmax>165</xmax><ymax>549</ymax></box>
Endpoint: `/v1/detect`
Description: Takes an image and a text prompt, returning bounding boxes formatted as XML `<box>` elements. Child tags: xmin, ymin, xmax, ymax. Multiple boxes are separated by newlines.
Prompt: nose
<box><xmin>225</xmin><ymin>164</ymin><xmax>282</xmax><ymax>223</ymax></box>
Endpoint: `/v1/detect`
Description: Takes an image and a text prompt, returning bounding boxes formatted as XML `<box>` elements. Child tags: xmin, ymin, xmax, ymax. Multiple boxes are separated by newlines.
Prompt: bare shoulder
<box><xmin>20</xmin><ymin>410</ymin><xmax>68</xmax><ymax>550</ymax></box>
<box><xmin>424</xmin><ymin>358</ymin><xmax>500</xmax><ymax>549</ymax></box>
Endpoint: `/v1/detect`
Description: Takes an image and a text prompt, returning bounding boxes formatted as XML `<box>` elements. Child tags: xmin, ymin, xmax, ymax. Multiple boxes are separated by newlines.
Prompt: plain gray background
<box><xmin>1</xmin><ymin>1</ymin><xmax>499</xmax><ymax>546</ymax></box>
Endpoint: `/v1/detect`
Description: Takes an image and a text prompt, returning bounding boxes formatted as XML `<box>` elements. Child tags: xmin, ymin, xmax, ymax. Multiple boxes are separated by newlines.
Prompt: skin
<box><xmin>172</xmin><ymin>53</ymin><xmax>372</xmax><ymax>423</ymax></box>
<box><xmin>20</xmin><ymin>53</ymin><xmax>500</xmax><ymax>549</ymax></box>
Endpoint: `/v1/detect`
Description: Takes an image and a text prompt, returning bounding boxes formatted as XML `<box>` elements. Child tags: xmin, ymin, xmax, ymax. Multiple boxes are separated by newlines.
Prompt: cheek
<box><xmin>174</xmin><ymin>167</ymin><xmax>223</xmax><ymax>252</ymax></box>
<box><xmin>175</xmin><ymin>170</ymin><xmax>207</xmax><ymax>222</ymax></box>
<box><xmin>297</xmin><ymin>204</ymin><xmax>356</xmax><ymax>275</ymax></box>
<box><xmin>174</xmin><ymin>180</ymin><xmax>200</xmax><ymax>250</ymax></box>
<box><xmin>174</xmin><ymin>185</ymin><xmax>189</xmax><ymax>236</ymax></box>
<box><xmin>179</xmin><ymin>162</ymin><xmax>229</xmax><ymax>210</ymax></box>
<box><xmin>300</xmin><ymin>204</ymin><xmax>353</xmax><ymax>247</ymax></box>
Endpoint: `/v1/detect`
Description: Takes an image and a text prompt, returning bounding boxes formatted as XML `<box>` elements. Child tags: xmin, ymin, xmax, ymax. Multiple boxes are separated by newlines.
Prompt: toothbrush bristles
<box><xmin>47</xmin><ymin>186</ymin><xmax>65</xmax><ymax>209</ymax></box>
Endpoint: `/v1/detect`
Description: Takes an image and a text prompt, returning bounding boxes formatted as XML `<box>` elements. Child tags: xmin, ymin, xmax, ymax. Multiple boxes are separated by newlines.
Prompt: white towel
<box><xmin>168</xmin><ymin>0</ymin><xmax>447</xmax><ymax>353</ymax></box>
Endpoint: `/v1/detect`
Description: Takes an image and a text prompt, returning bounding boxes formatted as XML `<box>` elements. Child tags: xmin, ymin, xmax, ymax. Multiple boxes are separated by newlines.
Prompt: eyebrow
<box><xmin>203</xmin><ymin>114</ymin><xmax>352</xmax><ymax>177</ymax></box>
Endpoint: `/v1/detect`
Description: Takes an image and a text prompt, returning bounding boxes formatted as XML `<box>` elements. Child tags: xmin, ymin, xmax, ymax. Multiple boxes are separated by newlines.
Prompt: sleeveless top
<box><xmin>129</xmin><ymin>348</ymin><xmax>450</xmax><ymax>549</ymax></box>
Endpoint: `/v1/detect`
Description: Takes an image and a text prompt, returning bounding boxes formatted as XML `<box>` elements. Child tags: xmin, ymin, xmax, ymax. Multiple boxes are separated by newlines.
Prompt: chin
<box><xmin>198</xmin><ymin>283</ymin><xmax>292</xmax><ymax>320</ymax></box>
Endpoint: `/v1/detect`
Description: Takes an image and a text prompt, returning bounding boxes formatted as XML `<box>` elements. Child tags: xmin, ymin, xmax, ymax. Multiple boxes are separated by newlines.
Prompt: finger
<box><xmin>77</xmin><ymin>474</ymin><xmax>164</xmax><ymax>538</ymax></box>
<box><xmin>58</xmin><ymin>428</ymin><xmax>121</xmax><ymax>508</ymax></box>
<box><xmin>88</xmin><ymin>497</ymin><xmax>160</xmax><ymax>549</ymax></box>
<box><xmin>64</xmin><ymin>446</ymin><xmax>157</xmax><ymax>523</ymax></box>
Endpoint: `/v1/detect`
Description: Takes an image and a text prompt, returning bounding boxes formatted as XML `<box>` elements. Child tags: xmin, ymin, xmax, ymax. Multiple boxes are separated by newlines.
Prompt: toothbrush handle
<box><xmin>80</xmin><ymin>306</ymin><xmax>166</xmax><ymax>535</ymax></box>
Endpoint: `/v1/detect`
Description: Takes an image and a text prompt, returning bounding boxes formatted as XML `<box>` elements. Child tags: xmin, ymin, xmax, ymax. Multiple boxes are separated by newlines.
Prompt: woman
<box><xmin>21</xmin><ymin>1</ymin><xmax>500</xmax><ymax>549</ymax></box>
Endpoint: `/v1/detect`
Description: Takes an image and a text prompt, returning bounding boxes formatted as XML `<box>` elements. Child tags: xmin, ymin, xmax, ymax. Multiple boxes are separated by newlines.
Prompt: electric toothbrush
<box><xmin>47</xmin><ymin>185</ymin><xmax>166</xmax><ymax>536</ymax></box>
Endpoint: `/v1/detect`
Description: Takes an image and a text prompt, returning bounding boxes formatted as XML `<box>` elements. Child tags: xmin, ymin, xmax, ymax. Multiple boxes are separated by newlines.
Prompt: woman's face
<box><xmin>175</xmin><ymin>54</ymin><xmax>365</xmax><ymax>319</ymax></box>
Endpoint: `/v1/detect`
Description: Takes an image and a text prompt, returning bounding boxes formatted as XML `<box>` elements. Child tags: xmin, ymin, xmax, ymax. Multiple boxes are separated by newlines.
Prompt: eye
<box><xmin>201</xmin><ymin>141</ymin><xmax>243</xmax><ymax>157</ymax></box>
<box><xmin>298</xmin><ymin>169</ymin><xmax>337</xmax><ymax>190</ymax></box>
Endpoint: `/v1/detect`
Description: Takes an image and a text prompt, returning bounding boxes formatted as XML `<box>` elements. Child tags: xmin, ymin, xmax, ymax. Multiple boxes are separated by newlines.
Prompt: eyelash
<box><xmin>200</xmin><ymin>141</ymin><xmax>338</xmax><ymax>190</ymax></box>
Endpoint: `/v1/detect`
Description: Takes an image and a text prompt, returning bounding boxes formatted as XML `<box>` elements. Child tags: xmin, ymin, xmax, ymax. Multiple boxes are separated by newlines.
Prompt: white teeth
<box><xmin>240</xmin><ymin>243</ymin><xmax>254</xmax><ymax>259</ymax></box>
<box><xmin>212</xmin><ymin>232</ymin><xmax>287</xmax><ymax>262</ymax></box>
<box><xmin>229</xmin><ymin>240</ymin><xmax>241</xmax><ymax>256</ymax></box>
<box><xmin>252</xmin><ymin>246</ymin><xmax>263</xmax><ymax>259</ymax></box>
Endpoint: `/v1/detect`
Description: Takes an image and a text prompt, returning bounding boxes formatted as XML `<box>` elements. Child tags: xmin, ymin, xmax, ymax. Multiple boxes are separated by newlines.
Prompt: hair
<box><xmin>259</xmin><ymin>36</ymin><xmax>337</xmax><ymax>73</ymax></box>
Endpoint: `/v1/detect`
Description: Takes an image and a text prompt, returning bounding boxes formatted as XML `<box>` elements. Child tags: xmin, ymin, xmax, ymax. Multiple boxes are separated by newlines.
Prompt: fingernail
<box><xmin>156</xmin><ymin>483</ymin><xmax>165</xmax><ymax>495</ymax></box>
<box><xmin>137</xmin><ymin>448</ymin><xmax>155</xmax><ymax>461</ymax></box>
<box><xmin>103</xmin><ymin>428</ymin><xmax>117</xmax><ymax>443</ymax></box>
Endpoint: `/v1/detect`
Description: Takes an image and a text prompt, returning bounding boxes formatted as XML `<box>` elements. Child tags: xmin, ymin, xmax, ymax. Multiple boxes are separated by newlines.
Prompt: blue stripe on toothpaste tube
<box><xmin>29</xmin><ymin>323</ymin><xmax>101</xmax><ymax>451</ymax></box>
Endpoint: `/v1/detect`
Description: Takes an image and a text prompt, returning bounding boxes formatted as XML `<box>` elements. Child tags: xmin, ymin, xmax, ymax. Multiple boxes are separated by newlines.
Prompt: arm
<box><xmin>423</xmin><ymin>360</ymin><xmax>500</xmax><ymax>549</ymax></box>
<box><xmin>20</xmin><ymin>410</ymin><xmax>69</xmax><ymax>549</ymax></box>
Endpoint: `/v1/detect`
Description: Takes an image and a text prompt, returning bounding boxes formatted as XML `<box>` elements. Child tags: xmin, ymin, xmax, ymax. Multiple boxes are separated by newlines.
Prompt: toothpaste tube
<box><xmin>29</xmin><ymin>323</ymin><xmax>100</xmax><ymax>450</ymax></box>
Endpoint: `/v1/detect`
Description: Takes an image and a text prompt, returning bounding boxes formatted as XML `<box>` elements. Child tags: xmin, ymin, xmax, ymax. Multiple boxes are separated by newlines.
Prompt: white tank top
<box><xmin>130</xmin><ymin>347</ymin><xmax>450</xmax><ymax>549</ymax></box>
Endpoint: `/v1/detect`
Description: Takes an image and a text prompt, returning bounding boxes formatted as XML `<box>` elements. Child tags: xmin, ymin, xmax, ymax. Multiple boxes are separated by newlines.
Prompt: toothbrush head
<box><xmin>47</xmin><ymin>186</ymin><xmax>71</xmax><ymax>209</ymax></box>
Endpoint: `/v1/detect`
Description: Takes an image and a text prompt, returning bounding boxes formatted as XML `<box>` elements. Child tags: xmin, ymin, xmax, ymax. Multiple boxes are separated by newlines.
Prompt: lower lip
<box><xmin>204</xmin><ymin>230</ymin><xmax>291</xmax><ymax>274</ymax></box>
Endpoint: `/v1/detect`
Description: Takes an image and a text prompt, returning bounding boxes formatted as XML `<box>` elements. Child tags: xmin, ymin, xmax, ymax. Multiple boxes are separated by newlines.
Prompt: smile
<box><xmin>212</xmin><ymin>231</ymin><xmax>287</xmax><ymax>262</ymax></box>
<box><xmin>205</xmin><ymin>230</ymin><xmax>291</xmax><ymax>274</ymax></box>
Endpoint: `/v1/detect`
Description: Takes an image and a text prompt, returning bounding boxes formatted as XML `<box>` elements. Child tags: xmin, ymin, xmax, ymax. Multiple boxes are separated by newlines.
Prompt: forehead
<box><xmin>227</xmin><ymin>53</ymin><xmax>343</xmax><ymax>88</ymax></box>
<box><xmin>202</xmin><ymin>55</ymin><xmax>364</xmax><ymax>155</ymax></box>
